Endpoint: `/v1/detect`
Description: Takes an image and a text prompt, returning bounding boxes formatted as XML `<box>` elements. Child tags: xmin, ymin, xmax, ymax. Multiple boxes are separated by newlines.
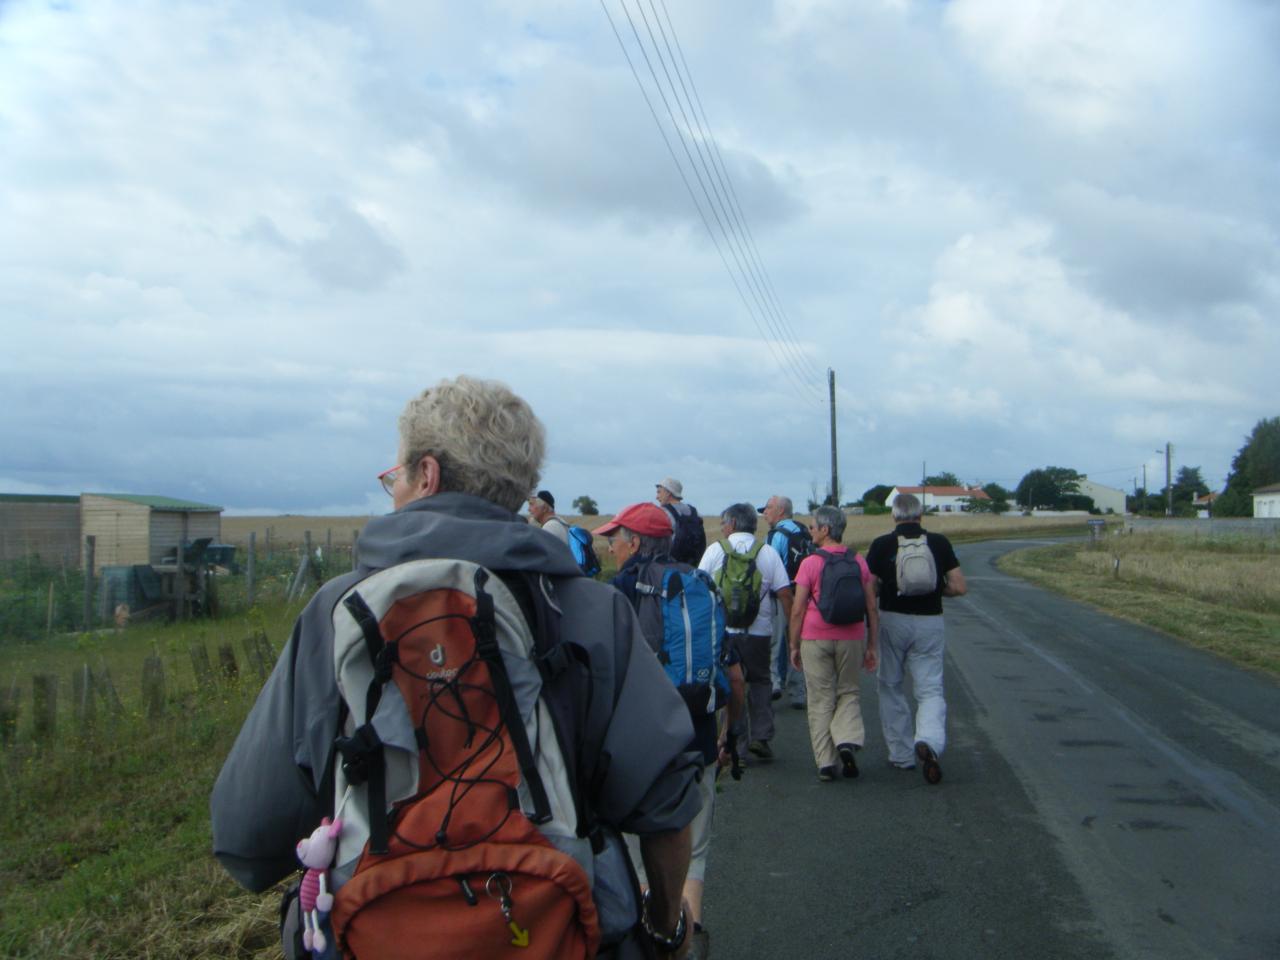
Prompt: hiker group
<box><xmin>211</xmin><ymin>375</ymin><xmax>965</xmax><ymax>960</ymax></box>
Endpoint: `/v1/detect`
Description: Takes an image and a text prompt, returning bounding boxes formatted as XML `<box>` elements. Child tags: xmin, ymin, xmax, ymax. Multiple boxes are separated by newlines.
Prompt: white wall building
<box><xmin>1075</xmin><ymin>477</ymin><xmax>1127</xmax><ymax>515</ymax></box>
<box><xmin>885</xmin><ymin>485</ymin><xmax>991</xmax><ymax>513</ymax></box>
<box><xmin>1253</xmin><ymin>483</ymin><xmax>1280</xmax><ymax>518</ymax></box>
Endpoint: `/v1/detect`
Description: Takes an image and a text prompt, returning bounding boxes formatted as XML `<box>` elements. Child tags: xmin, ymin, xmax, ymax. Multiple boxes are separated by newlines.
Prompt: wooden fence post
<box><xmin>33</xmin><ymin>674</ymin><xmax>57</xmax><ymax>740</ymax></box>
<box><xmin>141</xmin><ymin>656</ymin><xmax>165</xmax><ymax>718</ymax></box>
<box><xmin>218</xmin><ymin>643</ymin><xmax>239</xmax><ymax>681</ymax></box>
<box><xmin>189</xmin><ymin>642</ymin><xmax>215</xmax><ymax>689</ymax></box>
<box><xmin>71</xmin><ymin>663</ymin><xmax>96</xmax><ymax>729</ymax></box>
<box><xmin>82</xmin><ymin>535</ymin><xmax>96</xmax><ymax>629</ymax></box>
<box><xmin>254</xmin><ymin>630</ymin><xmax>275</xmax><ymax>674</ymax></box>
<box><xmin>94</xmin><ymin>660</ymin><xmax>124</xmax><ymax>717</ymax></box>
<box><xmin>246</xmin><ymin>531</ymin><xmax>256</xmax><ymax>608</ymax></box>
<box><xmin>241</xmin><ymin>635</ymin><xmax>267</xmax><ymax>680</ymax></box>
<box><xmin>0</xmin><ymin>677</ymin><xmax>20</xmax><ymax>745</ymax></box>
<box><xmin>175</xmin><ymin>513</ymin><xmax>189</xmax><ymax>621</ymax></box>
<box><xmin>287</xmin><ymin>551</ymin><xmax>311</xmax><ymax>602</ymax></box>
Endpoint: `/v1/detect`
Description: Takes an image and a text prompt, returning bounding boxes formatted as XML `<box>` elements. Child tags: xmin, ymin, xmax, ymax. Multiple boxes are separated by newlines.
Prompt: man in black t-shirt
<box><xmin>865</xmin><ymin>493</ymin><xmax>966</xmax><ymax>784</ymax></box>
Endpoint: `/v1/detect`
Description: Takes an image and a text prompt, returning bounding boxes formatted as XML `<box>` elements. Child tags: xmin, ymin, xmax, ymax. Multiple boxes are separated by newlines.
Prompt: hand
<box><xmin>862</xmin><ymin>644</ymin><xmax>878</xmax><ymax>672</ymax></box>
<box><xmin>789</xmin><ymin>644</ymin><xmax>802</xmax><ymax>670</ymax></box>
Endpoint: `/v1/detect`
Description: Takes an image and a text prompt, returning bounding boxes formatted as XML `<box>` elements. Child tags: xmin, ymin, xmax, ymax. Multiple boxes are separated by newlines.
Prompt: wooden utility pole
<box><xmin>827</xmin><ymin>369</ymin><xmax>839</xmax><ymax>507</ymax></box>
<box><xmin>82</xmin><ymin>536</ymin><xmax>95</xmax><ymax>629</ymax></box>
<box><xmin>1165</xmin><ymin>442</ymin><xmax>1173</xmax><ymax>517</ymax></box>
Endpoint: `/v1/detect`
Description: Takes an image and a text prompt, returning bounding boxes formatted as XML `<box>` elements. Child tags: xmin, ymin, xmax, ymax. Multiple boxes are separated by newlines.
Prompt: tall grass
<box><xmin>0</xmin><ymin>602</ymin><xmax>296</xmax><ymax>958</ymax></box>
<box><xmin>1000</xmin><ymin>531</ymin><xmax>1280</xmax><ymax>675</ymax></box>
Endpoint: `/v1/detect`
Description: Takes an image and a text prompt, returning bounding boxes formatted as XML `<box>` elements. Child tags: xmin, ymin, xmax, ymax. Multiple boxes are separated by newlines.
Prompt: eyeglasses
<box><xmin>378</xmin><ymin>464</ymin><xmax>405</xmax><ymax>496</ymax></box>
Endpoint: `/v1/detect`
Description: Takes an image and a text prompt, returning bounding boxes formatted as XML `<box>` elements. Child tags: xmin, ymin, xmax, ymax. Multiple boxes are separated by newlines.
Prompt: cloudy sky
<box><xmin>3</xmin><ymin>0</ymin><xmax>1276</xmax><ymax>516</ymax></box>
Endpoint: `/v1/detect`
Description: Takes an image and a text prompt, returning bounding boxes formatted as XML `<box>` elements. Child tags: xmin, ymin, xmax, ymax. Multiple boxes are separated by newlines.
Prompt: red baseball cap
<box><xmin>592</xmin><ymin>502</ymin><xmax>673</xmax><ymax>538</ymax></box>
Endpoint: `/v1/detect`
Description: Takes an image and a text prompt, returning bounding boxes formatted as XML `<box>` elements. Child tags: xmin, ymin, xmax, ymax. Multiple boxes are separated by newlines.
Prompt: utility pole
<box><xmin>1165</xmin><ymin>442</ymin><xmax>1173</xmax><ymax>517</ymax></box>
<box><xmin>827</xmin><ymin>368</ymin><xmax>839</xmax><ymax>507</ymax></box>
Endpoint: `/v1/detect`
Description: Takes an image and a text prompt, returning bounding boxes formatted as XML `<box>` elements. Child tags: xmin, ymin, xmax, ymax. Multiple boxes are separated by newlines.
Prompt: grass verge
<box><xmin>999</xmin><ymin>535</ymin><xmax>1280</xmax><ymax>677</ymax></box>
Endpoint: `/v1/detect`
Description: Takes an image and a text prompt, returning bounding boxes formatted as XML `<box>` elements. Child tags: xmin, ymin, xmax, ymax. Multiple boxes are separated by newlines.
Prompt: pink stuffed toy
<box><xmin>296</xmin><ymin>817</ymin><xmax>343</xmax><ymax>955</ymax></box>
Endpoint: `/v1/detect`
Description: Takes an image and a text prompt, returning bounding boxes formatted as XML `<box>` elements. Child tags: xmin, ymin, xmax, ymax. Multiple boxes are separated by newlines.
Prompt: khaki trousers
<box><xmin>800</xmin><ymin>639</ymin><xmax>866</xmax><ymax>770</ymax></box>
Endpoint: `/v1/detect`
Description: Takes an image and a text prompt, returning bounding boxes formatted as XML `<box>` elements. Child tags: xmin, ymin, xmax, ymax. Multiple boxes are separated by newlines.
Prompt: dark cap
<box><xmin>532</xmin><ymin>489</ymin><xmax>554</xmax><ymax>510</ymax></box>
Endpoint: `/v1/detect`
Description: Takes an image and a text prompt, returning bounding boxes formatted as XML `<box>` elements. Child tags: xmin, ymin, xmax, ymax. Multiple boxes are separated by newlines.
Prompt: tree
<box><xmin>1171</xmin><ymin>466</ymin><xmax>1207</xmax><ymax>506</ymax></box>
<box><xmin>1216</xmin><ymin>416</ymin><xmax>1280</xmax><ymax>516</ymax></box>
<box><xmin>924</xmin><ymin>471</ymin><xmax>961</xmax><ymax>487</ymax></box>
<box><xmin>861</xmin><ymin>483</ymin><xmax>893</xmax><ymax>506</ymax></box>
<box><xmin>572</xmin><ymin>495</ymin><xmax>599</xmax><ymax>516</ymax></box>
<box><xmin>1015</xmin><ymin>467</ymin><xmax>1083</xmax><ymax>510</ymax></box>
<box><xmin>964</xmin><ymin>482</ymin><xmax>1011</xmax><ymax>514</ymax></box>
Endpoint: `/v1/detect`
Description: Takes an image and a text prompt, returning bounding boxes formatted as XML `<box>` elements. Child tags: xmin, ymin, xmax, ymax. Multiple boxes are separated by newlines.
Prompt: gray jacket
<box><xmin>210</xmin><ymin>492</ymin><xmax>701</xmax><ymax>896</ymax></box>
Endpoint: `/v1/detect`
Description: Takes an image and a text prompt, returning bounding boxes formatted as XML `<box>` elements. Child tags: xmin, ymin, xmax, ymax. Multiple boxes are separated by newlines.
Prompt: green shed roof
<box><xmin>0</xmin><ymin>493</ymin><xmax>80</xmax><ymax>504</ymax></box>
<box><xmin>86</xmin><ymin>493</ymin><xmax>223</xmax><ymax>512</ymax></box>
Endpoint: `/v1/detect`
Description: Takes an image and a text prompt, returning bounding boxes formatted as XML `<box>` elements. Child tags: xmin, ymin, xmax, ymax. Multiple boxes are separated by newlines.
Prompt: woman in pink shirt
<box><xmin>788</xmin><ymin>505</ymin><xmax>880</xmax><ymax>782</ymax></box>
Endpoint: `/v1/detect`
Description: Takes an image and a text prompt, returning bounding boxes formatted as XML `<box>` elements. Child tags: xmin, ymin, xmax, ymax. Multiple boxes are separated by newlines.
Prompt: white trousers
<box><xmin>876</xmin><ymin>611</ymin><xmax>947</xmax><ymax>766</ymax></box>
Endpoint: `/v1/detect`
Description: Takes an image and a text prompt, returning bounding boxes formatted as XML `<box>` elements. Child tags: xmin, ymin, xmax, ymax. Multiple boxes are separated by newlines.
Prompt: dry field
<box><xmin>1001</xmin><ymin>532</ymin><xmax>1280</xmax><ymax>675</ymax></box>
<box><xmin>221</xmin><ymin>510</ymin><xmax>1098</xmax><ymax>550</ymax></box>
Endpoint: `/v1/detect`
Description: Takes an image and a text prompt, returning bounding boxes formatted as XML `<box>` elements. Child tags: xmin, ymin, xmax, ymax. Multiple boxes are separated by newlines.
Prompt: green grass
<box><xmin>0</xmin><ymin>604</ymin><xmax>300</xmax><ymax>959</ymax></box>
<box><xmin>999</xmin><ymin>533</ymin><xmax>1280</xmax><ymax>677</ymax></box>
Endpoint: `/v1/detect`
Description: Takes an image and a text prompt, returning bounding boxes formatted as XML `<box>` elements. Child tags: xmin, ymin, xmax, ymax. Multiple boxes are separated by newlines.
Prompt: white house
<box><xmin>1075</xmin><ymin>477</ymin><xmax>1127</xmax><ymax>515</ymax></box>
<box><xmin>1252</xmin><ymin>483</ymin><xmax>1280</xmax><ymax>518</ymax></box>
<box><xmin>885</xmin><ymin>485</ymin><xmax>991</xmax><ymax>513</ymax></box>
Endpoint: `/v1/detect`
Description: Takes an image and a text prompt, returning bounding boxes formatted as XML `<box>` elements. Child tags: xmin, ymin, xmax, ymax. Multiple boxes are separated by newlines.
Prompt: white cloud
<box><xmin>1</xmin><ymin>0</ymin><xmax>1276</xmax><ymax>511</ymax></box>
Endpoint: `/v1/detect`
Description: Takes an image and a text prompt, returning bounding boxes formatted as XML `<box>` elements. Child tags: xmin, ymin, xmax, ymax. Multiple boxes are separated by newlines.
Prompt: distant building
<box><xmin>1193</xmin><ymin>491</ymin><xmax>1218</xmax><ymax>519</ymax></box>
<box><xmin>1075</xmin><ymin>477</ymin><xmax>1127</xmax><ymax>515</ymax></box>
<box><xmin>885</xmin><ymin>485</ymin><xmax>991</xmax><ymax>513</ymax></box>
<box><xmin>1252</xmin><ymin>483</ymin><xmax>1280</xmax><ymax>519</ymax></box>
<box><xmin>0</xmin><ymin>493</ymin><xmax>81</xmax><ymax>566</ymax></box>
<box><xmin>80</xmin><ymin>494</ymin><xmax>223</xmax><ymax>573</ymax></box>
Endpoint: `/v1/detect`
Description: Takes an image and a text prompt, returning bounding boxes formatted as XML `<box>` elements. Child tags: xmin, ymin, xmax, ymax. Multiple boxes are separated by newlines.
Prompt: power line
<box><xmin>618</xmin><ymin>0</ymin><xmax>819</xmax><ymax>400</ymax></box>
<box><xmin>653</xmin><ymin>0</ymin><xmax>825</xmax><ymax>384</ymax></box>
<box><xmin>601</xmin><ymin>0</ymin><xmax>824</xmax><ymax>404</ymax></box>
<box><xmin>638</xmin><ymin>0</ymin><xmax>820</xmax><ymax>385</ymax></box>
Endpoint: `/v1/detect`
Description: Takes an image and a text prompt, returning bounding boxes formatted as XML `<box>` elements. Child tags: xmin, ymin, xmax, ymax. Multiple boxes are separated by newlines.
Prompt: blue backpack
<box><xmin>566</xmin><ymin>526</ymin><xmax>601</xmax><ymax>577</ymax></box>
<box><xmin>632</xmin><ymin>559</ymin><xmax>727</xmax><ymax>714</ymax></box>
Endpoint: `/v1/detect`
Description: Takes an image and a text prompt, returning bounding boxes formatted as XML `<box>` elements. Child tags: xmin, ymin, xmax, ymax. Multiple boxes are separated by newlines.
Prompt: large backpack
<box><xmin>566</xmin><ymin>526</ymin><xmax>601</xmax><ymax>577</ymax></box>
<box><xmin>772</xmin><ymin>521</ymin><xmax>814</xmax><ymax>581</ymax></box>
<box><xmin>896</xmin><ymin>534</ymin><xmax>939</xmax><ymax>597</ymax></box>
<box><xmin>813</xmin><ymin>549</ymin><xmax>866</xmax><ymax>625</ymax></box>
<box><xmin>665</xmin><ymin>505</ymin><xmax>707</xmax><ymax>566</ymax></box>
<box><xmin>322</xmin><ymin>560</ymin><xmax>605</xmax><ymax>959</ymax></box>
<box><xmin>713</xmin><ymin>540</ymin><xmax>764</xmax><ymax>631</ymax></box>
<box><xmin>632</xmin><ymin>559</ymin><xmax>727</xmax><ymax>715</ymax></box>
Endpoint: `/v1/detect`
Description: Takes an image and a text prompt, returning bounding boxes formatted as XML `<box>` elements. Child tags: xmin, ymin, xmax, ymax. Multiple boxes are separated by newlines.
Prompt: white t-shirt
<box><xmin>699</xmin><ymin>532</ymin><xmax>791</xmax><ymax>635</ymax></box>
<box><xmin>539</xmin><ymin>515</ymin><xmax>572</xmax><ymax>545</ymax></box>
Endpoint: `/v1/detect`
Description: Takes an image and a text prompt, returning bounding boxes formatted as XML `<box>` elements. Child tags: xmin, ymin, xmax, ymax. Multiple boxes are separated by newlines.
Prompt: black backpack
<box><xmin>772</xmin><ymin>522</ymin><xmax>814</xmax><ymax>580</ymax></box>
<box><xmin>814</xmin><ymin>549</ymin><xmax>866</xmax><ymax>625</ymax></box>
<box><xmin>665</xmin><ymin>505</ymin><xmax>707</xmax><ymax>565</ymax></box>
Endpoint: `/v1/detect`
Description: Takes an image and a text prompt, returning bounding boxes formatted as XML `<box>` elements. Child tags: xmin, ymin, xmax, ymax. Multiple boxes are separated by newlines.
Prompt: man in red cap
<box><xmin>595</xmin><ymin>502</ymin><xmax>743</xmax><ymax>960</ymax></box>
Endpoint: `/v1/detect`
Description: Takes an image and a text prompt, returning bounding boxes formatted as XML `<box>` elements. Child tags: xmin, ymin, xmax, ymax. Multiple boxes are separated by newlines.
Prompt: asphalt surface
<box><xmin>701</xmin><ymin>538</ymin><xmax>1280</xmax><ymax>960</ymax></box>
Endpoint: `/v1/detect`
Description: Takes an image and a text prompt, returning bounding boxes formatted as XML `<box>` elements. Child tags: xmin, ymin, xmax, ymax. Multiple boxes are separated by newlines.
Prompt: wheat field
<box><xmin>221</xmin><ymin>510</ymin><xmax>1094</xmax><ymax>551</ymax></box>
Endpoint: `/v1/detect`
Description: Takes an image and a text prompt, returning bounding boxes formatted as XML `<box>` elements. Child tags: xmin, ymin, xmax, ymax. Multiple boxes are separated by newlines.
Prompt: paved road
<box><xmin>701</xmin><ymin>539</ymin><xmax>1280</xmax><ymax>960</ymax></box>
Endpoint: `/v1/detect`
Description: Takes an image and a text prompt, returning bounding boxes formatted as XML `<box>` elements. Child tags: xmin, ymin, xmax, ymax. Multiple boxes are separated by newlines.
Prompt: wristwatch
<box><xmin>641</xmin><ymin>889</ymin><xmax>688</xmax><ymax>952</ymax></box>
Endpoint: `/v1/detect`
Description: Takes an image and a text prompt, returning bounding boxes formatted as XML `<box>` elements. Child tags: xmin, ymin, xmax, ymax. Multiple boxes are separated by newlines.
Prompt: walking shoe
<box><xmin>915</xmin><ymin>741</ymin><xmax>942</xmax><ymax>785</ymax></box>
<box><xmin>837</xmin><ymin>743</ymin><xmax>860</xmax><ymax>779</ymax></box>
<box><xmin>747</xmin><ymin>739</ymin><xmax>774</xmax><ymax>760</ymax></box>
<box><xmin>687</xmin><ymin>924</ymin><xmax>710</xmax><ymax>960</ymax></box>
<box><xmin>790</xmin><ymin>698</ymin><xmax>807</xmax><ymax>710</ymax></box>
<box><xmin>817</xmin><ymin>765</ymin><xmax>836</xmax><ymax>782</ymax></box>
<box><xmin>771</xmin><ymin>689</ymin><xmax>783</xmax><ymax>702</ymax></box>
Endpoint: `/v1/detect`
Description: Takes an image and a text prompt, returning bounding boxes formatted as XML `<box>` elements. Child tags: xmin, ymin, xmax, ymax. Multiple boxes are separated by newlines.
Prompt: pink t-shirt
<box><xmin>795</xmin><ymin>545</ymin><xmax>871</xmax><ymax>641</ymax></box>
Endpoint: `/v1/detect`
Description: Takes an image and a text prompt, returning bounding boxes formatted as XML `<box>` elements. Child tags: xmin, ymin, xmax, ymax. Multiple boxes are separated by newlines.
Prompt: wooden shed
<box><xmin>80</xmin><ymin>494</ymin><xmax>223</xmax><ymax>574</ymax></box>
<box><xmin>0</xmin><ymin>494</ymin><xmax>82</xmax><ymax>566</ymax></box>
